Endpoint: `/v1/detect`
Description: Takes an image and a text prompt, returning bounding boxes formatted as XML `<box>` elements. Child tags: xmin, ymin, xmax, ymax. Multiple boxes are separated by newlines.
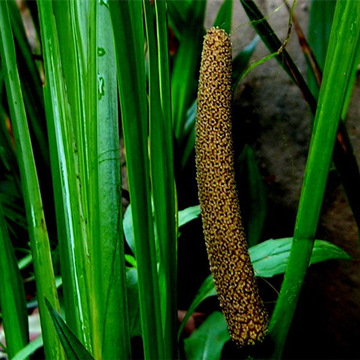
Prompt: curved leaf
<box><xmin>178</xmin><ymin>205</ymin><xmax>201</xmax><ymax>228</ymax></box>
<box><xmin>181</xmin><ymin>237</ymin><xmax>351</xmax><ymax>331</ymax></box>
<box><xmin>12</xmin><ymin>337</ymin><xmax>43</xmax><ymax>360</ymax></box>
<box><xmin>178</xmin><ymin>274</ymin><xmax>217</xmax><ymax>338</ymax></box>
<box><xmin>184</xmin><ymin>311</ymin><xmax>230</xmax><ymax>360</ymax></box>
<box><xmin>251</xmin><ymin>238</ymin><xmax>351</xmax><ymax>278</ymax></box>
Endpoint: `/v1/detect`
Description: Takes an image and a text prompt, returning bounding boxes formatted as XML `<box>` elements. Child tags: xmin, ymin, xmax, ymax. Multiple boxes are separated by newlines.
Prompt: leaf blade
<box><xmin>0</xmin><ymin>2</ymin><xmax>63</xmax><ymax>358</ymax></box>
<box><xmin>45</xmin><ymin>299</ymin><xmax>94</xmax><ymax>360</ymax></box>
<box><xmin>184</xmin><ymin>311</ymin><xmax>230</xmax><ymax>360</ymax></box>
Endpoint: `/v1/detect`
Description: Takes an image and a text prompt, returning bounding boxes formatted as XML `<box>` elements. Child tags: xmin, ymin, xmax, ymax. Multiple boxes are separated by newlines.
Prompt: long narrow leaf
<box><xmin>308</xmin><ymin>0</ymin><xmax>336</xmax><ymax>98</ymax></box>
<box><xmin>8</xmin><ymin>0</ymin><xmax>49</xmax><ymax>167</ymax></box>
<box><xmin>178</xmin><ymin>274</ymin><xmax>217</xmax><ymax>339</ymax></box>
<box><xmin>12</xmin><ymin>336</ymin><xmax>43</xmax><ymax>360</ymax></box>
<box><xmin>0</xmin><ymin>202</ymin><xmax>28</xmax><ymax>359</ymax></box>
<box><xmin>268</xmin><ymin>2</ymin><xmax>360</xmax><ymax>356</ymax></box>
<box><xmin>240</xmin><ymin>0</ymin><xmax>317</xmax><ymax>112</ymax></box>
<box><xmin>171</xmin><ymin>0</ymin><xmax>206</xmax><ymax>141</ymax></box>
<box><xmin>37</xmin><ymin>0</ymin><xmax>92</xmax><ymax>351</ymax></box>
<box><xmin>11</xmin><ymin>336</ymin><xmax>44</xmax><ymax>360</ymax></box>
<box><xmin>167</xmin><ymin>1</ymin><xmax>190</xmax><ymax>39</ymax></box>
<box><xmin>0</xmin><ymin>2</ymin><xmax>63</xmax><ymax>358</ymax></box>
<box><xmin>110</xmin><ymin>2</ymin><xmax>163</xmax><ymax>359</ymax></box>
<box><xmin>45</xmin><ymin>299</ymin><xmax>94</xmax><ymax>360</ymax></box>
<box><xmin>145</xmin><ymin>1</ymin><xmax>178</xmax><ymax>358</ymax></box>
<box><xmin>88</xmin><ymin>2</ymin><xmax>131</xmax><ymax>358</ymax></box>
<box><xmin>237</xmin><ymin>145</ymin><xmax>266</xmax><ymax>247</ymax></box>
<box><xmin>213</xmin><ymin>0</ymin><xmax>233</xmax><ymax>34</ymax></box>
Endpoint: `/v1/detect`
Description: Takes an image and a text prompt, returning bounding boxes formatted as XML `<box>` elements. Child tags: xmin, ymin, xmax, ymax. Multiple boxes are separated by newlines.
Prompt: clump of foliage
<box><xmin>0</xmin><ymin>0</ymin><xmax>359</xmax><ymax>359</ymax></box>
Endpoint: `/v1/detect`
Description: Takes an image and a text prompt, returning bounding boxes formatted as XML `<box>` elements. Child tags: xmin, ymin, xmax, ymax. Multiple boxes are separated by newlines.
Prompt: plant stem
<box><xmin>268</xmin><ymin>1</ymin><xmax>360</xmax><ymax>357</ymax></box>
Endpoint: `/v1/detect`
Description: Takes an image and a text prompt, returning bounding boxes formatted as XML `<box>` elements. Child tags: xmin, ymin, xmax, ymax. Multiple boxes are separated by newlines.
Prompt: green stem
<box><xmin>268</xmin><ymin>1</ymin><xmax>360</xmax><ymax>357</ymax></box>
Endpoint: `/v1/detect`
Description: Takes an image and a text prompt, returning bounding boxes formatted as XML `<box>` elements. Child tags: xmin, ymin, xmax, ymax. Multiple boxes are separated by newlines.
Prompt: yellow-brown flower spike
<box><xmin>195</xmin><ymin>27</ymin><xmax>268</xmax><ymax>347</ymax></box>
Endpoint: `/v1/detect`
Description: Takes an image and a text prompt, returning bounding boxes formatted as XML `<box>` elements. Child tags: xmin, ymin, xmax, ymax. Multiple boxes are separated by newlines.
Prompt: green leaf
<box><xmin>167</xmin><ymin>1</ymin><xmax>191</xmax><ymax>40</ymax></box>
<box><xmin>0</xmin><ymin>2</ymin><xmax>63</xmax><ymax>358</ymax></box>
<box><xmin>239</xmin><ymin>0</ymin><xmax>317</xmax><ymax>113</ymax></box>
<box><xmin>110</xmin><ymin>1</ymin><xmax>163</xmax><ymax>358</ymax></box>
<box><xmin>309</xmin><ymin>0</ymin><xmax>357</xmax><ymax>121</ymax></box>
<box><xmin>181</xmin><ymin>237</ymin><xmax>351</xmax><ymax>332</ymax></box>
<box><xmin>12</xmin><ymin>337</ymin><xmax>43</xmax><ymax>360</ymax></box>
<box><xmin>8</xmin><ymin>0</ymin><xmax>49</xmax><ymax>168</ymax></box>
<box><xmin>17</xmin><ymin>253</ymin><xmax>32</xmax><ymax>270</ymax></box>
<box><xmin>171</xmin><ymin>0</ymin><xmax>206</xmax><ymax>141</ymax></box>
<box><xmin>45</xmin><ymin>299</ymin><xmax>95</xmax><ymax>360</ymax></box>
<box><xmin>184</xmin><ymin>311</ymin><xmax>230</xmax><ymax>360</ymax></box>
<box><xmin>178</xmin><ymin>205</ymin><xmax>201</xmax><ymax>228</ymax></box>
<box><xmin>237</xmin><ymin>145</ymin><xmax>267</xmax><ymax>247</ymax></box>
<box><xmin>213</xmin><ymin>0</ymin><xmax>232</xmax><ymax>34</ymax></box>
<box><xmin>268</xmin><ymin>2</ymin><xmax>360</xmax><ymax>355</ymax></box>
<box><xmin>125</xmin><ymin>254</ymin><xmax>137</xmax><ymax>268</ymax></box>
<box><xmin>0</xmin><ymin>202</ymin><xmax>28</xmax><ymax>359</ymax></box>
<box><xmin>38</xmin><ymin>0</ymin><xmax>91</xmax><ymax>350</ymax></box>
<box><xmin>126</xmin><ymin>267</ymin><xmax>142</xmax><ymax>338</ymax></box>
<box><xmin>180</xmin><ymin>100</ymin><xmax>197</xmax><ymax>168</ymax></box>
<box><xmin>145</xmin><ymin>2</ymin><xmax>178</xmax><ymax>357</ymax></box>
<box><xmin>178</xmin><ymin>274</ymin><xmax>217</xmax><ymax>338</ymax></box>
<box><xmin>87</xmin><ymin>2</ymin><xmax>131</xmax><ymax>358</ymax></box>
<box><xmin>310</xmin><ymin>240</ymin><xmax>352</xmax><ymax>265</ymax></box>
<box><xmin>0</xmin><ymin>176</ymin><xmax>26</xmax><ymax>232</ymax></box>
<box><xmin>125</xmin><ymin>204</ymin><xmax>201</xmax><ymax>253</ymax></box>
<box><xmin>232</xmin><ymin>36</ymin><xmax>259</xmax><ymax>89</ymax></box>
<box><xmin>241</xmin><ymin>0</ymin><xmax>360</xmax><ymax>232</ymax></box>
<box><xmin>0</xmin><ymin>105</ymin><xmax>19</xmax><ymax>183</ymax></box>
<box><xmin>123</xmin><ymin>204</ymin><xmax>135</xmax><ymax>255</ymax></box>
<box><xmin>251</xmin><ymin>238</ymin><xmax>351</xmax><ymax>278</ymax></box>
<box><xmin>308</xmin><ymin>0</ymin><xmax>336</xmax><ymax>98</ymax></box>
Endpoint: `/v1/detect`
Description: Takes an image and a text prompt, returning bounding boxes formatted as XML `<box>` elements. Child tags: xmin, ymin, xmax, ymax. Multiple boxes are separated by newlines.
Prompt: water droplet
<box><xmin>97</xmin><ymin>47</ymin><xmax>106</xmax><ymax>57</ymax></box>
<box><xmin>99</xmin><ymin>0</ymin><xmax>108</xmax><ymax>7</ymax></box>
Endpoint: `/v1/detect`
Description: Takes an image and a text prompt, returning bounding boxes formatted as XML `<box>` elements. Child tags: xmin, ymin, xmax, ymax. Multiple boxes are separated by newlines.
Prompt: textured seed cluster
<box><xmin>195</xmin><ymin>28</ymin><xmax>268</xmax><ymax>347</ymax></box>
